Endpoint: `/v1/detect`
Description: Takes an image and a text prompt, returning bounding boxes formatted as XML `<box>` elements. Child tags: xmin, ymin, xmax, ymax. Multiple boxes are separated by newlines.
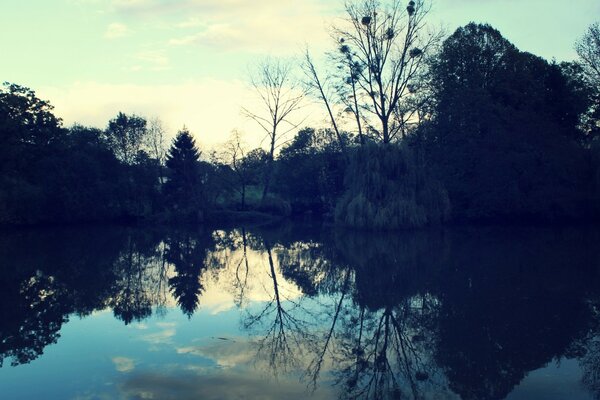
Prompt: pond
<box><xmin>0</xmin><ymin>223</ymin><xmax>599</xmax><ymax>399</ymax></box>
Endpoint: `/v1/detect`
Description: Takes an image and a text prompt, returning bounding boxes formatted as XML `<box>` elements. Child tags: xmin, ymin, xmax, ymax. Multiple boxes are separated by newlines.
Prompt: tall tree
<box><xmin>576</xmin><ymin>22</ymin><xmax>600</xmax><ymax>87</ymax></box>
<box><xmin>426</xmin><ymin>23</ymin><xmax>591</xmax><ymax>221</ymax></box>
<box><xmin>332</xmin><ymin>0</ymin><xmax>441</xmax><ymax>143</ymax></box>
<box><xmin>164</xmin><ymin>127</ymin><xmax>201</xmax><ymax>212</ymax></box>
<box><xmin>243</xmin><ymin>59</ymin><xmax>305</xmax><ymax>201</ymax></box>
<box><xmin>575</xmin><ymin>23</ymin><xmax>600</xmax><ymax>140</ymax></box>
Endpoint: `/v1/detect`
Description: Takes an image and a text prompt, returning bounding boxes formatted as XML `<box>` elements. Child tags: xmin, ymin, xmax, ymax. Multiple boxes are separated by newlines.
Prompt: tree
<box><xmin>576</xmin><ymin>22</ymin><xmax>600</xmax><ymax>87</ymax></box>
<box><xmin>331</xmin><ymin>0</ymin><xmax>440</xmax><ymax>143</ymax></box>
<box><xmin>145</xmin><ymin>117</ymin><xmax>168</xmax><ymax>184</ymax></box>
<box><xmin>104</xmin><ymin>112</ymin><xmax>148</xmax><ymax>165</ymax></box>
<box><xmin>274</xmin><ymin>127</ymin><xmax>347</xmax><ymax>214</ymax></box>
<box><xmin>575</xmin><ymin>23</ymin><xmax>600</xmax><ymax>140</ymax></box>
<box><xmin>425</xmin><ymin>23</ymin><xmax>592</xmax><ymax>221</ymax></box>
<box><xmin>0</xmin><ymin>83</ymin><xmax>64</xmax><ymax>170</ymax></box>
<box><xmin>303</xmin><ymin>50</ymin><xmax>350</xmax><ymax>149</ymax></box>
<box><xmin>164</xmin><ymin>127</ymin><xmax>201</xmax><ymax>213</ymax></box>
<box><xmin>243</xmin><ymin>59</ymin><xmax>305</xmax><ymax>201</ymax></box>
<box><xmin>223</xmin><ymin>131</ymin><xmax>251</xmax><ymax>210</ymax></box>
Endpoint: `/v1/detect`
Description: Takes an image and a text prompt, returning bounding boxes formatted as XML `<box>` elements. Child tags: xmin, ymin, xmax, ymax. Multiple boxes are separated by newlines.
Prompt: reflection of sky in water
<box><xmin>1</xmin><ymin>226</ymin><xmax>600</xmax><ymax>399</ymax></box>
<box><xmin>1</xmin><ymin>304</ymin><xmax>594</xmax><ymax>400</ymax></box>
<box><xmin>0</xmin><ymin>302</ymin><xmax>335</xmax><ymax>400</ymax></box>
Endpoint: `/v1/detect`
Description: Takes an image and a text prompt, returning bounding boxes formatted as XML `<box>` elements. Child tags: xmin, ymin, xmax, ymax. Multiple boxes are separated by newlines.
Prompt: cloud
<box><xmin>104</xmin><ymin>22</ymin><xmax>131</xmax><ymax>39</ymax></box>
<box><xmin>141</xmin><ymin>328</ymin><xmax>176</xmax><ymax>345</ymax></box>
<box><xmin>107</xmin><ymin>0</ymin><xmax>338</xmax><ymax>54</ymax></box>
<box><xmin>112</xmin><ymin>356</ymin><xmax>136</xmax><ymax>372</ymax></box>
<box><xmin>170</xmin><ymin>3</ymin><xmax>334</xmax><ymax>54</ymax></box>
<box><xmin>119</xmin><ymin>369</ymin><xmax>335</xmax><ymax>400</ymax></box>
<box><xmin>176</xmin><ymin>339</ymin><xmax>255</xmax><ymax>368</ymax></box>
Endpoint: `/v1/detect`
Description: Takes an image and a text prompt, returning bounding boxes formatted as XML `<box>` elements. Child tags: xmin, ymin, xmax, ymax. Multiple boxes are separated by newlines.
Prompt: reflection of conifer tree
<box><xmin>166</xmin><ymin>230</ymin><xmax>213</xmax><ymax>318</ymax></box>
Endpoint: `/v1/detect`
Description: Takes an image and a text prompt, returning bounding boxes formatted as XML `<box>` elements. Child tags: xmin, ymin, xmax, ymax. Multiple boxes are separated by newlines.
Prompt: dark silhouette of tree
<box><xmin>274</xmin><ymin>127</ymin><xmax>346</xmax><ymax>214</ymax></box>
<box><xmin>425</xmin><ymin>23</ymin><xmax>593</xmax><ymax>222</ymax></box>
<box><xmin>243</xmin><ymin>59</ymin><xmax>305</xmax><ymax>201</ymax></box>
<box><xmin>164</xmin><ymin>127</ymin><xmax>202</xmax><ymax>214</ymax></box>
<box><xmin>103</xmin><ymin>112</ymin><xmax>148</xmax><ymax>165</ymax></box>
<box><xmin>574</xmin><ymin>23</ymin><xmax>600</xmax><ymax>145</ymax></box>
<box><xmin>335</xmin><ymin>142</ymin><xmax>449</xmax><ymax>229</ymax></box>
<box><xmin>303</xmin><ymin>50</ymin><xmax>349</xmax><ymax>150</ymax></box>
<box><xmin>331</xmin><ymin>0</ymin><xmax>441</xmax><ymax>143</ymax></box>
<box><xmin>0</xmin><ymin>83</ymin><xmax>65</xmax><ymax>224</ymax></box>
<box><xmin>165</xmin><ymin>230</ymin><xmax>213</xmax><ymax>318</ymax></box>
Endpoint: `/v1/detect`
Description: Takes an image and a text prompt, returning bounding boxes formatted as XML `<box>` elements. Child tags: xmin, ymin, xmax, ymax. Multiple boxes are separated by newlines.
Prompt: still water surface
<box><xmin>0</xmin><ymin>224</ymin><xmax>599</xmax><ymax>399</ymax></box>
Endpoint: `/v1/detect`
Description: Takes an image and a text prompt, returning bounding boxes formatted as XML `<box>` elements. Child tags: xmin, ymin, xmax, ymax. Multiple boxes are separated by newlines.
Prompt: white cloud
<box><xmin>141</xmin><ymin>328</ymin><xmax>176</xmax><ymax>345</ymax></box>
<box><xmin>167</xmin><ymin>1</ymin><xmax>335</xmax><ymax>54</ymax></box>
<box><xmin>112</xmin><ymin>356</ymin><xmax>136</xmax><ymax>372</ymax></box>
<box><xmin>104</xmin><ymin>22</ymin><xmax>131</xmax><ymax>39</ymax></box>
<box><xmin>106</xmin><ymin>0</ymin><xmax>338</xmax><ymax>54</ymax></box>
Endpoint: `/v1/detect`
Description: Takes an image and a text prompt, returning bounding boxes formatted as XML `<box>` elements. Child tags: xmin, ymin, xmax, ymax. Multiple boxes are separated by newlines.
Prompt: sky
<box><xmin>1</xmin><ymin>0</ymin><xmax>598</xmax><ymax>150</ymax></box>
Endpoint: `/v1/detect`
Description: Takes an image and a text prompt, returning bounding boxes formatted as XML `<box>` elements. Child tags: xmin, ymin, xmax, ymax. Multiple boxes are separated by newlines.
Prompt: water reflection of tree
<box><xmin>0</xmin><ymin>228</ymin><xmax>126</xmax><ymax>366</ymax></box>
<box><xmin>165</xmin><ymin>229</ymin><xmax>214</xmax><ymax>318</ymax></box>
<box><xmin>110</xmin><ymin>230</ymin><xmax>163</xmax><ymax>324</ymax></box>
<box><xmin>574</xmin><ymin>298</ymin><xmax>600</xmax><ymax>398</ymax></box>
<box><xmin>326</xmin><ymin>230</ymin><xmax>447</xmax><ymax>399</ymax></box>
<box><xmin>243</xmin><ymin>239</ymin><xmax>318</xmax><ymax>374</ymax></box>
<box><xmin>433</xmin><ymin>228</ymin><xmax>600</xmax><ymax>400</ymax></box>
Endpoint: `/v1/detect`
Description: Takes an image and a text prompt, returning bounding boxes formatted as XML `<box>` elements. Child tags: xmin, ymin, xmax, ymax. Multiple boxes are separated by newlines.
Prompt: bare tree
<box><xmin>303</xmin><ymin>50</ymin><xmax>350</xmax><ymax>151</ymax></box>
<box><xmin>576</xmin><ymin>22</ymin><xmax>600</xmax><ymax>87</ymax></box>
<box><xmin>145</xmin><ymin>117</ymin><xmax>168</xmax><ymax>184</ymax></box>
<box><xmin>223</xmin><ymin>130</ymin><xmax>250</xmax><ymax>210</ymax></box>
<box><xmin>332</xmin><ymin>0</ymin><xmax>441</xmax><ymax>143</ymax></box>
<box><xmin>243</xmin><ymin>59</ymin><xmax>305</xmax><ymax>201</ymax></box>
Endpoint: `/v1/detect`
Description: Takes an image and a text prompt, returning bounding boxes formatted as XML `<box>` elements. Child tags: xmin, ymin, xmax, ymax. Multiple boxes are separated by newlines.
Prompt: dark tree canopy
<box><xmin>424</xmin><ymin>23</ymin><xmax>594</xmax><ymax>222</ymax></box>
<box><xmin>104</xmin><ymin>112</ymin><xmax>148</xmax><ymax>165</ymax></box>
<box><xmin>164</xmin><ymin>128</ymin><xmax>202</xmax><ymax>213</ymax></box>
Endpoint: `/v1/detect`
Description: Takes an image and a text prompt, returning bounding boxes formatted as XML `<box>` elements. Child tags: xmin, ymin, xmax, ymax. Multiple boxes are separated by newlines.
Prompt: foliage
<box><xmin>424</xmin><ymin>23</ymin><xmax>595</xmax><ymax>222</ymax></box>
<box><xmin>273</xmin><ymin>127</ymin><xmax>346</xmax><ymax>214</ymax></box>
<box><xmin>335</xmin><ymin>142</ymin><xmax>450</xmax><ymax>229</ymax></box>
<box><xmin>164</xmin><ymin>128</ymin><xmax>203</xmax><ymax>217</ymax></box>
<box><xmin>103</xmin><ymin>112</ymin><xmax>148</xmax><ymax>165</ymax></box>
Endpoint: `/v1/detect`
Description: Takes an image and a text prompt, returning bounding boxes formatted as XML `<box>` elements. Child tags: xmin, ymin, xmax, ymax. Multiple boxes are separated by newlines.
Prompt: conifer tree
<box><xmin>165</xmin><ymin>127</ymin><xmax>201</xmax><ymax>211</ymax></box>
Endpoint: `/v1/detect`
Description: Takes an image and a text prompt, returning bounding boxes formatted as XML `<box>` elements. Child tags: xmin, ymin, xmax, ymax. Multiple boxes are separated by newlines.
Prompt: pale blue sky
<box><xmin>1</xmin><ymin>0</ymin><xmax>598</xmax><ymax>147</ymax></box>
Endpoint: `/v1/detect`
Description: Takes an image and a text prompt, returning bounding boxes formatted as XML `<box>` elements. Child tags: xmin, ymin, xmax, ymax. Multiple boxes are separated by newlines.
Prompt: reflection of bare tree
<box><xmin>244</xmin><ymin>241</ymin><xmax>317</xmax><ymax>374</ymax></box>
<box><xmin>577</xmin><ymin>302</ymin><xmax>600</xmax><ymax>399</ymax></box>
<box><xmin>304</xmin><ymin>269</ymin><xmax>352</xmax><ymax>391</ymax></box>
<box><xmin>333</xmin><ymin>295</ymin><xmax>444</xmax><ymax>400</ymax></box>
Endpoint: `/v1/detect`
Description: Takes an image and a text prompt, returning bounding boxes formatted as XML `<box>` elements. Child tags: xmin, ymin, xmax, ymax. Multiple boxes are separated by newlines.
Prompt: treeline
<box><xmin>1</xmin><ymin>20</ymin><xmax>599</xmax><ymax>227</ymax></box>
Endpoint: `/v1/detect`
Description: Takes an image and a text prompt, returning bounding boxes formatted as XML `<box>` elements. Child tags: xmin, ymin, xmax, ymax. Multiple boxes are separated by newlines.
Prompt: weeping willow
<box><xmin>335</xmin><ymin>143</ymin><xmax>450</xmax><ymax>229</ymax></box>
